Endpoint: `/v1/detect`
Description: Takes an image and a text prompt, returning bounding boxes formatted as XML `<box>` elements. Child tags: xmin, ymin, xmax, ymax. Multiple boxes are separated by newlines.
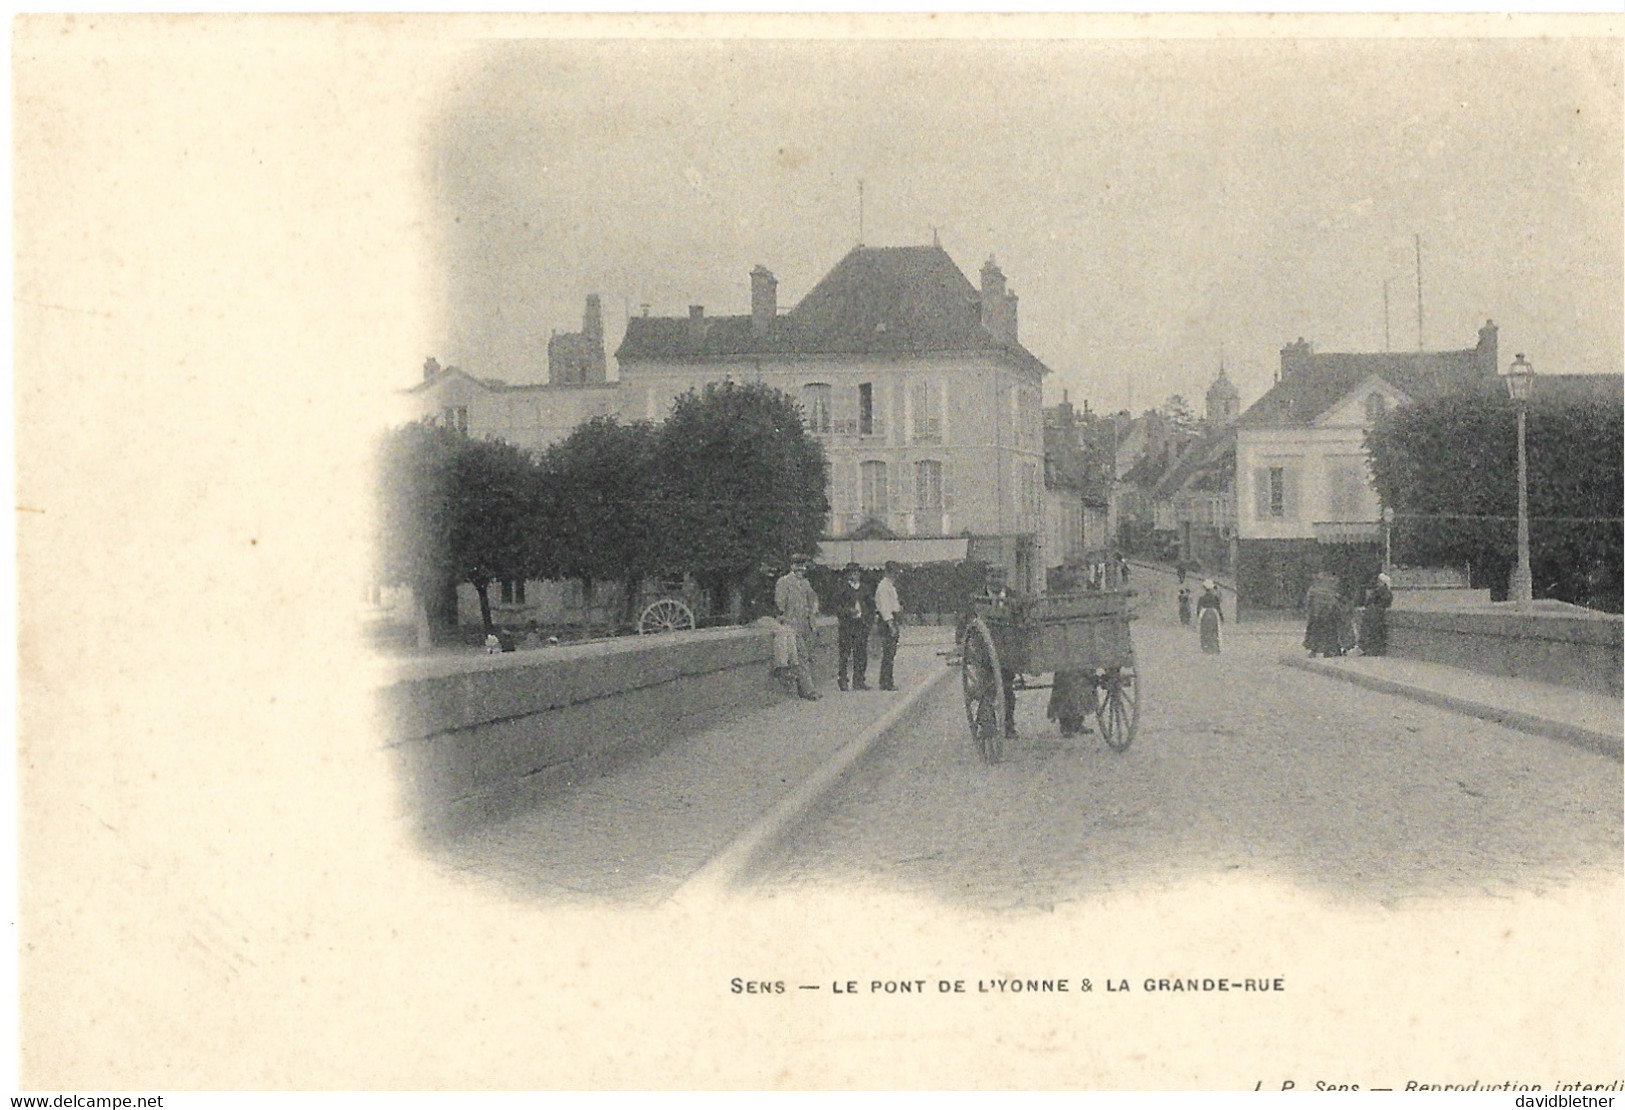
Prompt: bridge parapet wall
<box><xmin>377</xmin><ymin>619</ymin><xmax>837</xmax><ymax>839</ymax></box>
<box><xmin>1389</xmin><ymin>604</ymin><xmax>1623</xmax><ymax>697</ymax></box>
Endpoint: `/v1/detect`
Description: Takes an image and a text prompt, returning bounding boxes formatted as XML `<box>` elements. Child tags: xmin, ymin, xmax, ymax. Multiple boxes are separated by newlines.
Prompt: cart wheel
<box><xmin>960</xmin><ymin>616</ymin><xmax>1005</xmax><ymax>764</ymax></box>
<box><xmin>638</xmin><ymin>598</ymin><xmax>695</xmax><ymax>635</ymax></box>
<box><xmin>1094</xmin><ymin>664</ymin><xmax>1140</xmax><ymax>752</ymax></box>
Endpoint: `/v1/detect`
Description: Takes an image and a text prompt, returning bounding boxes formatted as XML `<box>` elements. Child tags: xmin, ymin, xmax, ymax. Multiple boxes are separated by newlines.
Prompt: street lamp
<box><xmin>1503</xmin><ymin>353</ymin><xmax>1536</xmax><ymax>605</ymax></box>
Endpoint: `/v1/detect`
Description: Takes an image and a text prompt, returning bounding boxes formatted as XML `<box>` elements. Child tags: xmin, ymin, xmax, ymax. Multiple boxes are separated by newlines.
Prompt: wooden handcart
<box><xmin>960</xmin><ymin>590</ymin><xmax>1141</xmax><ymax>764</ymax></box>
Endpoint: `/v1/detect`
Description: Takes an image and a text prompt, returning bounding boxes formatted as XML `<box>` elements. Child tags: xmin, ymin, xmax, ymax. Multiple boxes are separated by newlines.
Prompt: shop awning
<box><xmin>1313</xmin><ymin>520</ymin><xmax>1382</xmax><ymax>545</ymax></box>
<box><xmin>814</xmin><ymin>536</ymin><xmax>971</xmax><ymax>568</ymax></box>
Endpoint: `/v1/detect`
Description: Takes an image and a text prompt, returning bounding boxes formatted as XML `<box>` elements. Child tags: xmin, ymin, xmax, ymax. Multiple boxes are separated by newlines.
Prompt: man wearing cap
<box><xmin>833</xmin><ymin>562</ymin><xmax>873</xmax><ymax>691</ymax></box>
<box><xmin>775</xmin><ymin>554</ymin><xmax>821</xmax><ymax>700</ymax></box>
<box><xmin>873</xmin><ymin>562</ymin><xmax>903</xmax><ymax>691</ymax></box>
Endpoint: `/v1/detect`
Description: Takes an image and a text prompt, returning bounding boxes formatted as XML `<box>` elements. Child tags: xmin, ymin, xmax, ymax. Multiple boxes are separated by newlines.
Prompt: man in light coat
<box><xmin>774</xmin><ymin>554</ymin><xmax>821</xmax><ymax>700</ymax></box>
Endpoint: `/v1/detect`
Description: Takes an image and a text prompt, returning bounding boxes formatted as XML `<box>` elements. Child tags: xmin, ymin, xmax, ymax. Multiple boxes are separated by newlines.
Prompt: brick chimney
<box><xmin>1477</xmin><ymin>318</ymin><xmax>1499</xmax><ymax>376</ymax></box>
<box><xmin>750</xmin><ymin>265</ymin><xmax>777</xmax><ymax>337</ymax></box>
<box><xmin>980</xmin><ymin>256</ymin><xmax>1018</xmax><ymax>344</ymax></box>
<box><xmin>1280</xmin><ymin>337</ymin><xmax>1314</xmax><ymax>380</ymax></box>
<box><xmin>582</xmin><ymin>294</ymin><xmax>606</xmax><ymax>383</ymax></box>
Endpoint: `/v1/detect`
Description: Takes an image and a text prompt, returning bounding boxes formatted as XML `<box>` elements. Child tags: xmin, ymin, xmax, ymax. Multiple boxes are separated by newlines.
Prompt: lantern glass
<box><xmin>1505</xmin><ymin>354</ymin><xmax>1535</xmax><ymax>403</ymax></box>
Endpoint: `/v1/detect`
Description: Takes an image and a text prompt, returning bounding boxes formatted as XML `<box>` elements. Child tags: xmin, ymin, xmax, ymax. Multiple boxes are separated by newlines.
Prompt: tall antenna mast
<box><xmin>1383</xmin><ymin>279</ymin><xmax>1391</xmax><ymax>352</ymax></box>
<box><xmin>1415</xmin><ymin>232</ymin><xmax>1425</xmax><ymax>351</ymax></box>
<box><xmin>858</xmin><ymin>179</ymin><xmax>865</xmax><ymax>246</ymax></box>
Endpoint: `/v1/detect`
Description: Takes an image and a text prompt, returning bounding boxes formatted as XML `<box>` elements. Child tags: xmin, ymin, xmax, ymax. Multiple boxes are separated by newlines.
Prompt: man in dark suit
<box><xmin>833</xmin><ymin>562</ymin><xmax>873</xmax><ymax>691</ymax></box>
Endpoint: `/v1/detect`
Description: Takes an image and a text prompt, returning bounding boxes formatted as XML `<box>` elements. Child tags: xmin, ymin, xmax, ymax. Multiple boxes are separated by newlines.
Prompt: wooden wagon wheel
<box><xmin>638</xmin><ymin>598</ymin><xmax>695</xmax><ymax>635</ymax></box>
<box><xmin>960</xmin><ymin>616</ymin><xmax>1006</xmax><ymax>764</ymax></box>
<box><xmin>1094</xmin><ymin>663</ymin><xmax>1140</xmax><ymax>752</ymax></box>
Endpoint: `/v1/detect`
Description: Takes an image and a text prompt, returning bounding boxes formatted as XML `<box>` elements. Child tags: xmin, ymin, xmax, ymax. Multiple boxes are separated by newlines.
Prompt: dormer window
<box><xmin>1364</xmin><ymin>392</ymin><xmax>1388</xmax><ymax>422</ymax></box>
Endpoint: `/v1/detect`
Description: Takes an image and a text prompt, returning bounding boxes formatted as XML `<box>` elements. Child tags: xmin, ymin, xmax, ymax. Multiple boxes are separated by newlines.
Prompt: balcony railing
<box><xmin>822</xmin><ymin>418</ymin><xmax>885</xmax><ymax>438</ymax></box>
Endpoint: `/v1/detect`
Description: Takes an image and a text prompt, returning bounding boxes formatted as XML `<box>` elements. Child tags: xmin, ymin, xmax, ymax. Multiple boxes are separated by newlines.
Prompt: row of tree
<box><xmin>1366</xmin><ymin>387</ymin><xmax>1623</xmax><ymax>613</ymax></box>
<box><xmin>376</xmin><ymin>382</ymin><xmax>829</xmax><ymax>640</ymax></box>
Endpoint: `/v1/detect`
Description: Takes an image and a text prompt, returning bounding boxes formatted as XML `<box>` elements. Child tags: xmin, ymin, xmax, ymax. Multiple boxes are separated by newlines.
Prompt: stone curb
<box><xmin>1281</xmin><ymin>655</ymin><xmax>1622</xmax><ymax>762</ymax></box>
<box><xmin>673</xmin><ymin>661</ymin><xmax>959</xmax><ymax>901</ymax></box>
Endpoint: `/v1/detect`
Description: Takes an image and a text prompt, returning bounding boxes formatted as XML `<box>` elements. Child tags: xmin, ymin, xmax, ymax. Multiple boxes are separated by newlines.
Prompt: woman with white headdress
<box><xmin>1360</xmin><ymin>572</ymin><xmax>1394</xmax><ymax>656</ymax></box>
<box><xmin>1196</xmin><ymin>579</ymin><xmax>1223</xmax><ymax>654</ymax></box>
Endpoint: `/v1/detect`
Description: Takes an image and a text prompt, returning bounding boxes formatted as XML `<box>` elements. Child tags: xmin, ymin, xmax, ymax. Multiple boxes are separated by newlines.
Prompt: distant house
<box><xmin>1114</xmin><ymin>409</ymin><xmax>1188</xmax><ymax>560</ymax></box>
<box><xmin>1234</xmin><ymin>320</ymin><xmax>1500</xmax><ymax>617</ymax></box>
<box><xmin>1149</xmin><ymin>367</ymin><xmax>1241</xmax><ymax>572</ymax></box>
<box><xmin>404</xmin><ymin>295</ymin><xmax>620</xmax><ymax>456</ymax></box>
<box><xmin>1044</xmin><ymin>394</ymin><xmax>1114</xmax><ymax>575</ymax></box>
<box><xmin>547</xmin><ymin>294</ymin><xmax>608</xmax><ymax>385</ymax></box>
<box><xmin>615</xmin><ymin>245</ymin><xmax>1053</xmax><ymax>589</ymax></box>
<box><xmin>403</xmin><ymin>361</ymin><xmax>620</xmax><ymax>456</ymax></box>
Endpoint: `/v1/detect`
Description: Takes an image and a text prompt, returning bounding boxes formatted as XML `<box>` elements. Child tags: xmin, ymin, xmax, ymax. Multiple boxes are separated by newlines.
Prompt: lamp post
<box><xmin>1503</xmin><ymin>353</ymin><xmax>1535</xmax><ymax>605</ymax></box>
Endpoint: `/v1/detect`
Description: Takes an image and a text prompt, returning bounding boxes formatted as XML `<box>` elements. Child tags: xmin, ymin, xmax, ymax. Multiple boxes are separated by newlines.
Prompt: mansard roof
<box><xmin>615</xmin><ymin>244</ymin><xmax>1050</xmax><ymax>375</ymax></box>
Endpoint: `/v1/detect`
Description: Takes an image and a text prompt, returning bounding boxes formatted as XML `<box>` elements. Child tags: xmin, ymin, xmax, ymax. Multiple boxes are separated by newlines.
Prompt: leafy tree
<box><xmin>376</xmin><ymin>421</ymin><xmax>462</xmax><ymax>646</ymax></box>
<box><xmin>542</xmin><ymin>416</ymin><xmax>664</xmax><ymax>623</ymax></box>
<box><xmin>653</xmin><ymin>381</ymin><xmax>828</xmax><ymax>607</ymax></box>
<box><xmin>1162</xmin><ymin>394</ymin><xmax>1199</xmax><ymax>437</ymax></box>
<box><xmin>1366</xmin><ymin>388</ymin><xmax>1623</xmax><ymax>611</ymax></box>
<box><xmin>375</xmin><ymin>421</ymin><xmax>543</xmax><ymax>642</ymax></box>
<box><xmin>450</xmin><ymin>434</ymin><xmax>545</xmax><ymax>633</ymax></box>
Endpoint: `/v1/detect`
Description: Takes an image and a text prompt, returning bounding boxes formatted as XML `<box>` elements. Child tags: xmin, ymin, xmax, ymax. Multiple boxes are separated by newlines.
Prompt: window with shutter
<box><xmin>912</xmin><ymin>379</ymin><xmax>942</xmax><ymax>443</ymax></box>
<box><xmin>833</xmin><ymin>382</ymin><xmax>858</xmax><ymax>436</ymax></box>
<box><xmin>832</xmin><ymin>458</ymin><xmax>855</xmax><ymax>525</ymax></box>
<box><xmin>1254</xmin><ymin>467</ymin><xmax>1273</xmax><ymax>519</ymax></box>
<box><xmin>1280</xmin><ymin>467</ymin><xmax>1299</xmax><ymax>521</ymax></box>
<box><xmin>861</xmin><ymin>460</ymin><xmax>889</xmax><ymax>518</ymax></box>
<box><xmin>801</xmin><ymin>383</ymin><xmax>832</xmax><ymax>434</ymax></box>
<box><xmin>915</xmin><ymin>460</ymin><xmax>944</xmax><ymax>511</ymax></box>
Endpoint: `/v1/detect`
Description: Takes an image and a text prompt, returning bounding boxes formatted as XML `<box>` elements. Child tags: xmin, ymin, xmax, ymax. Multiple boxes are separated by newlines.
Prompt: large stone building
<box><xmin>614</xmin><ymin>245</ymin><xmax>1053</xmax><ymax>589</ymax></box>
<box><xmin>1234</xmin><ymin>321</ymin><xmax>1499</xmax><ymax>616</ymax></box>
<box><xmin>397</xmin><ymin>244</ymin><xmax>1059</xmax><ymax>626</ymax></box>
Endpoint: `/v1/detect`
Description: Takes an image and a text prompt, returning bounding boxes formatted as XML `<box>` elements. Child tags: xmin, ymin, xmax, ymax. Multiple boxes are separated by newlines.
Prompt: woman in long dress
<box><xmin>1359</xmin><ymin>572</ymin><xmax>1393</xmax><ymax>656</ymax></box>
<box><xmin>1303</xmin><ymin>572</ymin><xmax>1343</xmax><ymax>657</ymax></box>
<box><xmin>1196</xmin><ymin>579</ymin><xmax>1223</xmax><ymax>654</ymax></box>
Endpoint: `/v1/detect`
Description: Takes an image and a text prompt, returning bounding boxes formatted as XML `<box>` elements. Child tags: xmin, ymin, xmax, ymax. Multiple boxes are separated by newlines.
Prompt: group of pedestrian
<box><xmin>1303</xmin><ymin>571</ymin><xmax>1392</xmax><ymax>658</ymax></box>
<box><xmin>772</xmin><ymin>556</ymin><xmax>902</xmax><ymax>701</ymax></box>
<box><xmin>1175</xmin><ymin>562</ymin><xmax>1224</xmax><ymax>653</ymax></box>
<box><xmin>1176</xmin><ymin>566</ymin><xmax>1393</xmax><ymax>660</ymax></box>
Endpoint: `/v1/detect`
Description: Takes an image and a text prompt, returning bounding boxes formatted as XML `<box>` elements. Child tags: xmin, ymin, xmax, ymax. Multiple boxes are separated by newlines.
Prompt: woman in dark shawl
<box><xmin>1360</xmin><ymin>572</ymin><xmax>1393</xmax><ymax>656</ymax></box>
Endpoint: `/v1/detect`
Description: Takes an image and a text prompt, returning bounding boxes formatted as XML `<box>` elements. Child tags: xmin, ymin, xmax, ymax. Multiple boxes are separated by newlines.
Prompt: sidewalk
<box><xmin>435</xmin><ymin>625</ymin><xmax>957</xmax><ymax>904</ymax></box>
<box><xmin>1282</xmin><ymin>650</ymin><xmax>1622</xmax><ymax>760</ymax></box>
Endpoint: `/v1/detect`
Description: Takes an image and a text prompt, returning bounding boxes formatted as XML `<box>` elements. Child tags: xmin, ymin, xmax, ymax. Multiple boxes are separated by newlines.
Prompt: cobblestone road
<box><xmin>757</xmin><ymin>591</ymin><xmax>1623</xmax><ymax>911</ymax></box>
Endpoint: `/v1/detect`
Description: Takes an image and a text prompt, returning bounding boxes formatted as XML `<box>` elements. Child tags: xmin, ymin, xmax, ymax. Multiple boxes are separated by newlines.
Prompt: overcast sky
<box><xmin>425</xmin><ymin>34</ymin><xmax>1622</xmax><ymax>415</ymax></box>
